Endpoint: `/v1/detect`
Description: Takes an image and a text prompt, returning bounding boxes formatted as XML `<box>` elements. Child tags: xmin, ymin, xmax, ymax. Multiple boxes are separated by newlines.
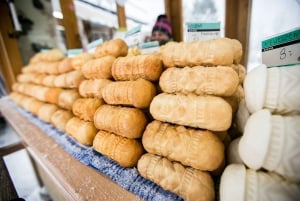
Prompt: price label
<box><xmin>125</xmin><ymin>25</ymin><xmax>142</xmax><ymax>48</ymax></box>
<box><xmin>67</xmin><ymin>48</ymin><xmax>83</xmax><ymax>58</ymax></box>
<box><xmin>40</xmin><ymin>49</ymin><xmax>50</xmax><ymax>53</ymax></box>
<box><xmin>140</xmin><ymin>41</ymin><xmax>160</xmax><ymax>55</ymax></box>
<box><xmin>262</xmin><ymin>28</ymin><xmax>300</xmax><ymax>67</ymax></box>
<box><xmin>185</xmin><ymin>22</ymin><xmax>220</xmax><ymax>42</ymax></box>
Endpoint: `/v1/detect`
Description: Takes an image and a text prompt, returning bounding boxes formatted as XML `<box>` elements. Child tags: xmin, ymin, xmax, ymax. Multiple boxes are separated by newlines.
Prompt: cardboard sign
<box><xmin>262</xmin><ymin>28</ymin><xmax>300</xmax><ymax>67</ymax></box>
<box><xmin>185</xmin><ymin>22</ymin><xmax>220</xmax><ymax>42</ymax></box>
<box><xmin>125</xmin><ymin>25</ymin><xmax>142</xmax><ymax>47</ymax></box>
<box><xmin>140</xmin><ymin>41</ymin><xmax>160</xmax><ymax>54</ymax></box>
<box><xmin>67</xmin><ymin>48</ymin><xmax>83</xmax><ymax>58</ymax></box>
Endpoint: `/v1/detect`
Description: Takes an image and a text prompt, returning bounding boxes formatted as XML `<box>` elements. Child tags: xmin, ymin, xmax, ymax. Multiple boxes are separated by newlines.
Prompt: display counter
<box><xmin>0</xmin><ymin>97</ymin><xmax>146</xmax><ymax>201</ymax></box>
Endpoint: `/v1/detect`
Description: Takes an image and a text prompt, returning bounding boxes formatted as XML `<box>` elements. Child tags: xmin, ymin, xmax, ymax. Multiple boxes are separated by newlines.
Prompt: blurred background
<box><xmin>10</xmin><ymin>0</ymin><xmax>300</xmax><ymax>70</ymax></box>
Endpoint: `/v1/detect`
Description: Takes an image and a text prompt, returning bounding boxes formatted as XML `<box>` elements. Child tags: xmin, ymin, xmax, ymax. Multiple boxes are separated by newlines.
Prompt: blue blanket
<box><xmin>6</xmin><ymin>98</ymin><xmax>183</xmax><ymax>201</ymax></box>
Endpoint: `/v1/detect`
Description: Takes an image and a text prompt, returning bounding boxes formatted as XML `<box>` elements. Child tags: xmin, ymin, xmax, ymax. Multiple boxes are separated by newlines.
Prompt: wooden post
<box><xmin>59</xmin><ymin>0</ymin><xmax>82</xmax><ymax>49</ymax></box>
<box><xmin>164</xmin><ymin>0</ymin><xmax>183</xmax><ymax>42</ymax></box>
<box><xmin>0</xmin><ymin>1</ymin><xmax>23</xmax><ymax>93</ymax></box>
<box><xmin>225</xmin><ymin>0</ymin><xmax>252</xmax><ymax>66</ymax></box>
<box><xmin>116</xmin><ymin>3</ymin><xmax>127</xmax><ymax>29</ymax></box>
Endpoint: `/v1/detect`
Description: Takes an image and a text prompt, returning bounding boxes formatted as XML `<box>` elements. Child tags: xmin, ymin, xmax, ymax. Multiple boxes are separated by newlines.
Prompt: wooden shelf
<box><xmin>0</xmin><ymin>98</ymin><xmax>143</xmax><ymax>201</ymax></box>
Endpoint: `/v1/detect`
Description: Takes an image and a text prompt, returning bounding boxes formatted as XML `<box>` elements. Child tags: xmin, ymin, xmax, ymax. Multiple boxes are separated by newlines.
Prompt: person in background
<box><xmin>147</xmin><ymin>14</ymin><xmax>173</xmax><ymax>45</ymax></box>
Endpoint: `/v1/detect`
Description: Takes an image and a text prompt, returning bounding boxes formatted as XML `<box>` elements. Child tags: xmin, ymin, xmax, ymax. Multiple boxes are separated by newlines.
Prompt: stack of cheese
<box><xmin>45</xmin><ymin>51</ymin><xmax>95</xmax><ymax>144</ymax></box>
<box><xmin>64</xmin><ymin>40</ymin><xmax>122</xmax><ymax>146</ymax></box>
<box><xmin>137</xmin><ymin>37</ymin><xmax>245</xmax><ymax>201</ymax></box>
<box><xmin>221</xmin><ymin>64</ymin><xmax>300</xmax><ymax>201</ymax></box>
<box><xmin>92</xmin><ymin>40</ymin><xmax>163</xmax><ymax>168</ymax></box>
<box><xmin>55</xmin><ymin>51</ymin><xmax>98</xmax><ymax>146</ymax></box>
<box><xmin>9</xmin><ymin>48</ymin><xmax>85</xmax><ymax>133</ymax></box>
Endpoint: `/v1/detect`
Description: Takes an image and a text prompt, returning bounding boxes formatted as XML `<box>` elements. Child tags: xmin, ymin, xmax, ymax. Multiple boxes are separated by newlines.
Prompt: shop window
<box><xmin>124</xmin><ymin>0</ymin><xmax>165</xmax><ymax>40</ymax></box>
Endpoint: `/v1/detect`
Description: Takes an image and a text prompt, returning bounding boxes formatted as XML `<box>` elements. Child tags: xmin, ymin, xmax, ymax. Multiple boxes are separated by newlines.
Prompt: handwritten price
<box><xmin>280</xmin><ymin>48</ymin><xmax>293</xmax><ymax>60</ymax></box>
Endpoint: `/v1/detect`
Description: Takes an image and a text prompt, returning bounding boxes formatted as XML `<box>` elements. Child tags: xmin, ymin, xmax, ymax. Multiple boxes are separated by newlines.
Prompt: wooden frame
<box><xmin>225</xmin><ymin>0</ymin><xmax>252</xmax><ymax>66</ymax></box>
<box><xmin>117</xmin><ymin>4</ymin><xmax>127</xmax><ymax>29</ymax></box>
<box><xmin>164</xmin><ymin>0</ymin><xmax>183</xmax><ymax>42</ymax></box>
<box><xmin>59</xmin><ymin>0</ymin><xmax>82</xmax><ymax>49</ymax></box>
<box><xmin>0</xmin><ymin>1</ymin><xmax>23</xmax><ymax>93</ymax></box>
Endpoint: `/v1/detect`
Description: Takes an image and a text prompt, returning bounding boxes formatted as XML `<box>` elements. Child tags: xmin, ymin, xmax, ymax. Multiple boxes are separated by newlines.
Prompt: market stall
<box><xmin>0</xmin><ymin>1</ymin><xmax>299</xmax><ymax>201</ymax></box>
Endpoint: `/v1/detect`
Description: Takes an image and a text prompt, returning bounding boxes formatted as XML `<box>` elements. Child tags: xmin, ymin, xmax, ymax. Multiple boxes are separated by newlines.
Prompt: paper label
<box><xmin>125</xmin><ymin>25</ymin><xmax>142</xmax><ymax>47</ymax></box>
<box><xmin>262</xmin><ymin>28</ymin><xmax>300</xmax><ymax>67</ymax></box>
<box><xmin>185</xmin><ymin>22</ymin><xmax>220</xmax><ymax>42</ymax></box>
<box><xmin>40</xmin><ymin>49</ymin><xmax>50</xmax><ymax>53</ymax></box>
<box><xmin>140</xmin><ymin>41</ymin><xmax>160</xmax><ymax>54</ymax></box>
<box><xmin>67</xmin><ymin>48</ymin><xmax>83</xmax><ymax>58</ymax></box>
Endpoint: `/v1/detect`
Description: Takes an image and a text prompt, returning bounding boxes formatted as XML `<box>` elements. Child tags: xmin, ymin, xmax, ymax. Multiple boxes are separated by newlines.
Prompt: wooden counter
<box><xmin>0</xmin><ymin>98</ymin><xmax>143</xmax><ymax>201</ymax></box>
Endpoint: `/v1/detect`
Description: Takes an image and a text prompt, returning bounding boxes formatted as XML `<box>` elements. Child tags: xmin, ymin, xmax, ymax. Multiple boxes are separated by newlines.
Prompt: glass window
<box><xmin>125</xmin><ymin>0</ymin><xmax>165</xmax><ymax>30</ymax></box>
<box><xmin>247</xmin><ymin>0</ymin><xmax>300</xmax><ymax>71</ymax></box>
<box><xmin>74</xmin><ymin>0</ymin><xmax>118</xmax><ymax>28</ymax></box>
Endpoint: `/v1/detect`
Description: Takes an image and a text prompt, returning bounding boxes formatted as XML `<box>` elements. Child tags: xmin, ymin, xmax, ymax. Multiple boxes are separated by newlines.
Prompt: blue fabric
<box><xmin>6</xmin><ymin>98</ymin><xmax>183</xmax><ymax>201</ymax></box>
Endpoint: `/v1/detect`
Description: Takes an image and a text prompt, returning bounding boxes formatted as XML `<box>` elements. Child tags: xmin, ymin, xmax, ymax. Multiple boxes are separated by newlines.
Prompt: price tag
<box><xmin>125</xmin><ymin>25</ymin><xmax>142</xmax><ymax>47</ymax></box>
<box><xmin>40</xmin><ymin>49</ymin><xmax>50</xmax><ymax>53</ymax></box>
<box><xmin>262</xmin><ymin>28</ymin><xmax>300</xmax><ymax>67</ymax></box>
<box><xmin>185</xmin><ymin>22</ymin><xmax>220</xmax><ymax>42</ymax></box>
<box><xmin>87</xmin><ymin>38</ymin><xmax>103</xmax><ymax>53</ymax></box>
<box><xmin>140</xmin><ymin>41</ymin><xmax>160</xmax><ymax>55</ymax></box>
<box><xmin>67</xmin><ymin>48</ymin><xmax>83</xmax><ymax>58</ymax></box>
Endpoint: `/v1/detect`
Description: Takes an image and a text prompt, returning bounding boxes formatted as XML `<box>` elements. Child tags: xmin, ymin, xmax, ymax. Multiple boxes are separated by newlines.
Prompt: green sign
<box><xmin>262</xmin><ymin>27</ymin><xmax>300</xmax><ymax>67</ymax></box>
<box><xmin>262</xmin><ymin>28</ymin><xmax>300</xmax><ymax>50</ymax></box>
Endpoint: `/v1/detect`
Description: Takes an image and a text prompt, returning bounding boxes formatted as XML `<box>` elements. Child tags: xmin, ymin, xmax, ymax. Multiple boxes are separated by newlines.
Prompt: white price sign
<box><xmin>185</xmin><ymin>22</ymin><xmax>220</xmax><ymax>42</ymax></box>
<box><xmin>140</xmin><ymin>41</ymin><xmax>160</xmax><ymax>55</ymax></box>
<box><xmin>262</xmin><ymin>28</ymin><xmax>300</xmax><ymax>67</ymax></box>
<box><xmin>67</xmin><ymin>48</ymin><xmax>83</xmax><ymax>58</ymax></box>
<box><xmin>125</xmin><ymin>25</ymin><xmax>142</xmax><ymax>47</ymax></box>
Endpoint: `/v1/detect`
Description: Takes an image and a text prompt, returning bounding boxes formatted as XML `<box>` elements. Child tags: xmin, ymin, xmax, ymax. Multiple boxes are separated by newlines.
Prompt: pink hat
<box><xmin>152</xmin><ymin>15</ymin><xmax>172</xmax><ymax>37</ymax></box>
